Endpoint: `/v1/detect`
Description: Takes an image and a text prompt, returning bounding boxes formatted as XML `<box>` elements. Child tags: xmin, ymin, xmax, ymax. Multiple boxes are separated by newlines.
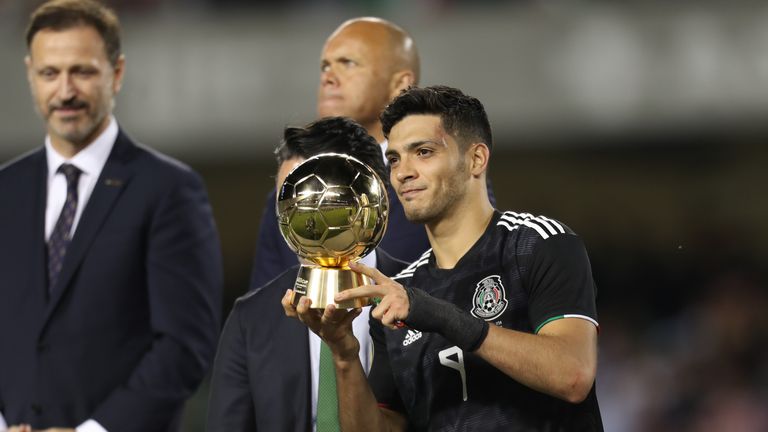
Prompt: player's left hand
<box><xmin>337</xmin><ymin>261</ymin><xmax>410</xmax><ymax>329</ymax></box>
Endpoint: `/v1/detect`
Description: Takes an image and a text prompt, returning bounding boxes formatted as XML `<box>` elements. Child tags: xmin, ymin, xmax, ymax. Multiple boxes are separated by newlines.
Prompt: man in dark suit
<box><xmin>248</xmin><ymin>18</ymin><xmax>429</xmax><ymax>289</ymax></box>
<box><xmin>207</xmin><ymin>117</ymin><xmax>407</xmax><ymax>431</ymax></box>
<box><xmin>0</xmin><ymin>1</ymin><xmax>222</xmax><ymax>431</ymax></box>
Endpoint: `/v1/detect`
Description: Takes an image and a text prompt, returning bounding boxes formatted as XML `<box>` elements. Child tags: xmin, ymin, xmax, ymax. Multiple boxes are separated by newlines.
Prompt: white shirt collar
<box><xmin>45</xmin><ymin>116</ymin><xmax>118</xmax><ymax>179</ymax></box>
<box><xmin>359</xmin><ymin>249</ymin><xmax>377</xmax><ymax>268</ymax></box>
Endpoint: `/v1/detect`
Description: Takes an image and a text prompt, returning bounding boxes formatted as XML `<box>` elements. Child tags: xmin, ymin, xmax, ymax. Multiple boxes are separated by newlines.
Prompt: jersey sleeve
<box><xmin>523</xmin><ymin>233</ymin><xmax>599</xmax><ymax>333</ymax></box>
<box><xmin>367</xmin><ymin>316</ymin><xmax>405</xmax><ymax>413</ymax></box>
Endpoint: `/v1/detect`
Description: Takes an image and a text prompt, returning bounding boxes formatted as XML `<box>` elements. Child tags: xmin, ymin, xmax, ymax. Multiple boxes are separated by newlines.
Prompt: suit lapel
<box><xmin>282</xmin><ymin>312</ymin><xmax>312</xmax><ymax>430</ymax></box>
<box><xmin>273</xmin><ymin>275</ymin><xmax>313</xmax><ymax>430</ymax></box>
<box><xmin>28</xmin><ymin>150</ymin><xmax>51</xmax><ymax>308</ymax></box>
<box><xmin>44</xmin><ymin>131</ymin><xmax>135</xmax><ymax>322</ymax></box>
<box><xmin>248</xmin><ymin>276</ymin><xmax>313</xmax><ymax>431</ymax></box>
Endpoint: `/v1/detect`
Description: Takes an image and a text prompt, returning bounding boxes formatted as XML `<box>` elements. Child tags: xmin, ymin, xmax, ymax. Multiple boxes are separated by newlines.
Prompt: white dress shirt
<box><xmin>309</xmin><ymin>251</ymin><xmax>377</xmax><ymax>431</ymax></box>
<box><xmin>0</xmin><ymin>118</ymin><xmax>117</xmax><ymax>432</ymax></box>
<box><xmin>44</xmin><ymin>117</ymin><xmax>117</xmax><ymax>241</ymax></box>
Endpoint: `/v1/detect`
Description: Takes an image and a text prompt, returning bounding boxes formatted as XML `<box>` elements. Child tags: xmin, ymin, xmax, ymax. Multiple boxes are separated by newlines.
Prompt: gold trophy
<box><xmin>276</xmin><ymin>153</ymin><xmax>389</xmax><ymax>309</ymax></box>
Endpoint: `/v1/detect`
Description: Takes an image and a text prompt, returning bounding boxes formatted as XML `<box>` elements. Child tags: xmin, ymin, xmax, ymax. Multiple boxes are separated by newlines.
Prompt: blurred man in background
<box><xmin>0</xmin><ymin>1</ymin><xmax>222</xmax><ymax>430</ymax></box>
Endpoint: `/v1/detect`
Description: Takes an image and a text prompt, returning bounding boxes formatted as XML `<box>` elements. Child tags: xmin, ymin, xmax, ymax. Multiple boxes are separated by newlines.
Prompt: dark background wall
<box><xmin>3</xmin><ymin>1</ymin><xmax>767</xmax><ymax>430</ymax></box>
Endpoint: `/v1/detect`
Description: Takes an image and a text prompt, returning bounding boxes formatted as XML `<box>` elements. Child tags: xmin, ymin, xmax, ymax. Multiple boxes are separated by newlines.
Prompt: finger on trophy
<box><xmin>322</xmin><ymin>302</ymin><xmax>337</xmax><ymax>316</ymax></box>
<box><xmin>281</xmin><ymin>289</ymin><xmax>298</xmax><ymax>316</ymax></box>
<box><xmin>296</xmin><ymin>297</ymin><xmax>326</xmax><ymax>331</ymax></box>
<box><xmin>334</xmin><ymin>285</ymin><xmax>378</xmax><ymax>304</ymax></box>
<box><xmin>349</xmin><ymin>261</ymin><xmax>387</xmax><ymax>284</ymax></box>
<box><xmin>296</xmin><ymin>295</ymin><xmax>313</xmax><ymax>313</ymax></box>
<box><xmin>321</xmin><ymin>303</ymin><xmax>343</xmax><ymax>321</ymax></box>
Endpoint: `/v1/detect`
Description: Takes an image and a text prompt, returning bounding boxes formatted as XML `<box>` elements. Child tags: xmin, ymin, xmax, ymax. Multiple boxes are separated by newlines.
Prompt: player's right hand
<box><xmin>282</xmin><ymin>289</ymin><xmax>362</xmax><ymax>359</ymax></box>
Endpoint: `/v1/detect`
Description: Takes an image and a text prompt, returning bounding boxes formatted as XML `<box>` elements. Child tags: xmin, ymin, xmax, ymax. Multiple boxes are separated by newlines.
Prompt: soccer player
<box><xmin>283</xmin><ymin>85</ymin><xmax>603</xmax><ymax>431</ymax></box>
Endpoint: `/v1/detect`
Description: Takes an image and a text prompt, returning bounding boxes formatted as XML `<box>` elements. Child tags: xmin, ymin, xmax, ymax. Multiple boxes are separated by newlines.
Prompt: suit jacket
<box><xmin>249</xmin><ymin>186</ymin><xmax>429</xmax><ymax>289</ymax></box>
<box><xmin>0</xmin><ymin>130</ymin><xmax>223</xmax><ymax>431</ymax></box>
<box><xmin>206</xmin><ymin>250</ymin><xmax>406</xmax><ymax>432</ymax></box>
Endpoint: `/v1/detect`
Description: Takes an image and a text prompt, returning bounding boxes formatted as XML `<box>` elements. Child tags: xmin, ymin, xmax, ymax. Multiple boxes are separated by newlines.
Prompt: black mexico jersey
<box><xmin>368</xmin><ymin>210</ymin><xmax>603</xmax><ymax>431</ymax></box>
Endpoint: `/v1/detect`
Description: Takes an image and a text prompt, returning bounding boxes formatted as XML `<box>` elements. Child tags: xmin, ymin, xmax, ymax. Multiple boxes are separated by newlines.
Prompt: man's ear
<box><xmin>468</xmin><ymin>142</ymin><xmax>490</xmax><ymax>177</ymax></box>
<box><xmin>24</xmin><ymin>55</ymin><xmax>33</xmax><ymax>84</ymax></box>
<box><xmin>388</xmin><ymin>70</ymin><xmax>415</xmax><ymax>100</ymax></box>
<box><xmin>112</xmin><ymin>54</ymin><xmax>126</xmax><ymax>93</ymax></box>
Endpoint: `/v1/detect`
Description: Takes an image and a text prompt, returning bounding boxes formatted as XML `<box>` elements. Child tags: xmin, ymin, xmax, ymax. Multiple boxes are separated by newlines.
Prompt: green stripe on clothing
<box><xmin>535</xmin><ymin>315</ymin><xmax>564</xmax><ymax>333</ymax></box>
<box><xmin>535</xmin><ymin>314</ymin><xmax>600</xmax><ymax>334</ymax></box>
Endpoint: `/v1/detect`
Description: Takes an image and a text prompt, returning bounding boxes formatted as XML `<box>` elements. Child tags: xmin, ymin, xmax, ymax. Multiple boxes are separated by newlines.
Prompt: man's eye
<box><xmin>75</xmin><ymin>69</ymin><xmax>97</xmax><ymax>77</ymax></box>
<box><xmin>416</xmin><ymin>148</ymin><xmax>432</xmax><ymax>156</ymax></box>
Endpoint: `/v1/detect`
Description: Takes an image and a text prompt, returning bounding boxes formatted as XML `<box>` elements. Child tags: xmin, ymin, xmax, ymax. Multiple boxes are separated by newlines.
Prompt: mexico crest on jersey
<box><xmin>471</xmin><ymin>275</ymin><xmax>508</xmax><ymax>320</ymax></box>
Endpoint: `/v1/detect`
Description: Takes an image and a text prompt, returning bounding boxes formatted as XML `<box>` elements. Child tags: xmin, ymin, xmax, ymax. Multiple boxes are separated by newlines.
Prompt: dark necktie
<box><xmin>317</xmin><ymin>341</ymin><xmax>340</xmax><ymax>431</ymax></box>
<box><xmin>48</xmin><ymin>163</ymin><xmax>82</xmax><ymax>292</ymax></box>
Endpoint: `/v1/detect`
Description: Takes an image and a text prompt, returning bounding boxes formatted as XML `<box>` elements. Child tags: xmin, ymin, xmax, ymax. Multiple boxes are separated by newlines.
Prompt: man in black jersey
<box><xmin>283</xmin><ymin>85</ymin><xmax>603</xmax><ymax>431</ymax></box>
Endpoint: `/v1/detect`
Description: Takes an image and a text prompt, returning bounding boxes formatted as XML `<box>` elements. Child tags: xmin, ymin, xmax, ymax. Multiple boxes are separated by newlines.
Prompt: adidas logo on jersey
<box><xmin>402</xmin><ymin>329</ymin><xmax>423</xmax><ymax>346</ymax></box>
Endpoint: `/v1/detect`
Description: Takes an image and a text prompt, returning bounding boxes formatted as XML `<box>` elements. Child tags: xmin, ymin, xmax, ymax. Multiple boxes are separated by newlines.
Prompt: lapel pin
<box><xmin>104</xmin><ymin>178</ymin><xmax>124</xmax><ymax>187</ymax></box>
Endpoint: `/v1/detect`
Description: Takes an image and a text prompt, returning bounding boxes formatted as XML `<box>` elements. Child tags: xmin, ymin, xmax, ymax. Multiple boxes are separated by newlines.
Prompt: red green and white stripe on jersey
<box><xmin>535</xmin><ymin>314</ymin><xmax>600</xmax><ymax>334</ymax></box>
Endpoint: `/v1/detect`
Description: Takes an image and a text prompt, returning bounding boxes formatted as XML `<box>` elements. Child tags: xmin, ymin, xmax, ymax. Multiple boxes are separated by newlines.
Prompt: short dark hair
<box><xmin>276</xmin><ymin>117</ymin><xmax>388</xmax><ymax>185</ymax></box>
<box><xmin>26</xmin><ymin>0</ymin><xmax>122</xmax><ymax>66</ymax></box>
<box><xmin>381</xmin><ymin>85</ymin><xmax>493</xmax><ymax>152</ymax></box>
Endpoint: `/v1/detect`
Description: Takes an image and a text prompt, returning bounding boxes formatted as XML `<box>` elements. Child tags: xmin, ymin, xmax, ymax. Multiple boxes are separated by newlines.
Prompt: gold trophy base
<box><xmin>291</xmin><ymin>264</ymin><xmax>372</xmax><ymax>309</ymax></box>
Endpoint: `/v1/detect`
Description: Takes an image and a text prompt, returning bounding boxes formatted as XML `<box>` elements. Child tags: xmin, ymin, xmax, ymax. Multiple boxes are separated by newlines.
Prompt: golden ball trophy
<box><xmin>276</xmin><ymin>153</ymin><xmax>389</xmax><ymax>309</ymax></box>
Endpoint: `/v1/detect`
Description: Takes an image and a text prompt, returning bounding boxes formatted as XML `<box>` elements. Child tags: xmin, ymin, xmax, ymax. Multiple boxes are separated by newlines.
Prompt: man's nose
<box><xmin>321</xmin><ymin>66</ymin><xmax>339</xmax><ymax>86</ymax></box>
<box><xmin>394</xmin><ymin>159</ymin><xmax>416</xmax><ymax>184</ymax></box>
<box><xmin>56</xmin><ymin>73</ymin><xmax>77</xmax><ymax>100</ymax></box>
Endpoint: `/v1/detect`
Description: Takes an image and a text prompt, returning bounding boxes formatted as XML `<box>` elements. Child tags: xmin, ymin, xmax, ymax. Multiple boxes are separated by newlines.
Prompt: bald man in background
<box><xmin>317</xmin><ymin>17</ymin><xmax>420</xmax><ymax>143</ymax></box>
<box><xmin>248</xmin><ymin>17</ymin><xmax>430</xmax><ymax>290</ymax></box>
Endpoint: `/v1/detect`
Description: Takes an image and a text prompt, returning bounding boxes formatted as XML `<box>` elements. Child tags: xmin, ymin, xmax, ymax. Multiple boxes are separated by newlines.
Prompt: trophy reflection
<box><xmin>276</xmin><ymin>153</ymin><xmax>389</xmax><ymax>309</ymax></box>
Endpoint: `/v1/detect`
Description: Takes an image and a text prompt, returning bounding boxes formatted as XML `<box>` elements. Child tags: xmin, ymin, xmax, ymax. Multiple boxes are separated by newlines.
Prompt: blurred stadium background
<box><xmin>2</xmin><ymin>0</ymin><xmax>767</xmax><ymax>430</ymax></box>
